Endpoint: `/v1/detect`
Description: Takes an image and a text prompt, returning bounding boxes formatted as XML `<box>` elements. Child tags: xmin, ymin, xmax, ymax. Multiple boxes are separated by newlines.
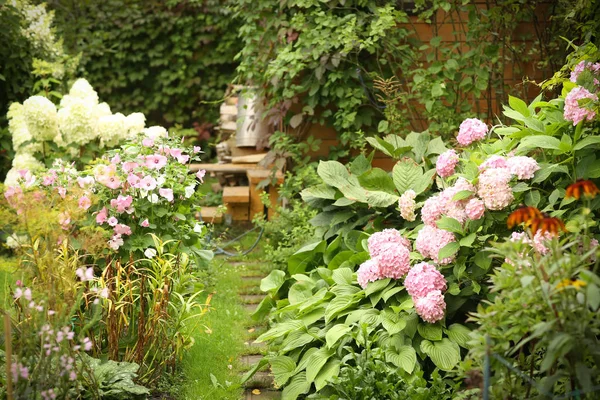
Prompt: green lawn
<box><xmin>0</xmin><ymin>256</ymin><xmax>19</xmax><ymax>309</ymax></box>
<box><xmin>178</xmin><ymin>258</ymin><xmax>250</xmax><ymax>400</ymax></box>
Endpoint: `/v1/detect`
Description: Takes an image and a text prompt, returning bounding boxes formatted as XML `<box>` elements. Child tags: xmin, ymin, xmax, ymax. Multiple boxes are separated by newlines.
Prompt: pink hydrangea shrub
<box><xmin>477</xmin><ymin>167</ymin><xmax>513</xmax><ymax>210</ymax></box>
<box><xmin>398</xmin><ymin>190</ymin><xmax>417</xmax><ymax>221</ymax></box>
<box><xmin>507</xmin><ymin>156</ymin><xmax>539</xmax><ymax>180</ymax></box>
<box><xmin>414</xmin><ymin>290</ymin><xmax>446</xmax><ymax>323</ymax></box>
<box><xmin>405</xmin><ymin>262</ymin><xmax>447</xmax><ymax>298</ymax></box>
<box><xmin>415</xmin><ymin>225</ymin><xmax>456</xmax><ymax>265</ymax></box>
<box><xmin>478</xmin><ymin>155</ymin><xmax>507</xmax><ymax>172</ymax></box>
<box><xmin>570</xmin><ymin>60</ymin><xmax>600</xmax><ymax>83</ymax></box>
<box><xmin>368</xmin><ymin>229</ymin><xmax>410</xmax><ymax>257</ymax></box>
<box><xmin>465</xmin><ymin>198</ymin><xmax>485</xmax><ymax>220</ymax></box>
<box><xmin>357</xmin><ymin>259</ymin><xmax>380</xmax><ymax>289</ymax></box>
<box><xmin>564</xmin><ymin>86</ymin><xmax>598</xmax><ymax>126</ymax></box>
<box><xmin>457</xmin><ymin>118</ymin><xmax>488</xmax><ymax>146</ymax></box>
<box><xmin>376</xmin><ymin>242</ymin><xmax>411</xmax><ymax>279</ymax></box>
<box><xmin>436</xmin><ymin>149</ymin><xmax>459</xmax><ymax>178</ymax></box>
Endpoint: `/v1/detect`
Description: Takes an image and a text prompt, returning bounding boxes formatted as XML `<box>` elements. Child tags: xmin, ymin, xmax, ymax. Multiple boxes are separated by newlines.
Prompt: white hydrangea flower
<box><xmin>125</xmin><ymin>113</ymin><xmax>146</xmax><ymax>138</ymax></box>
<box><xmin>143</xmin><ymin>126</ymin><xmax>168</xmax><ymax>140</ymax></box>
<box><xmin>4</xmin><ymin>152</ymin><xmax>45</xmax><ymax>185</ymax></box>
<box><xmin>57</xmin><ymin>97</ymin><xmax>99</xmax><ymax>146</ymax></box>
<box><xmin>7</xmin><ymin>102</ymin><xmax>41</xmax><ymax>154</ymax></box>
<box><xmin>98</xmin><ymin>113</ymin><xmax>127</xmax><ymax>148</ymax></box>
<box><xmin>69</xmin><ymin>78</ymin><xmax>99</xmax><ymax>102</ymax></box>
<box><xmin>96</xmin><ymin>102</ymin><xmax>112</xmax><ymax>117</ymax></box>
<box><xmin>22</xmin><ymin>96</ymin><xmax>59</xmax><ymax>141</ymax></box>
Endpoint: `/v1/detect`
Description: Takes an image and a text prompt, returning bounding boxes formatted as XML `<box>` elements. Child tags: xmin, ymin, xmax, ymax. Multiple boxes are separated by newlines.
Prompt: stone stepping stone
<box><xmin>244</xmin><ymin>389</ymin><xmax>281</xmax><ymax>399</ymax></box>
<box><xmin>244</xmin><ymin>339</ymin><xmax>267</xmax><ymax>353</ymax></box>
<box><xmin>240</xmin><ymin>354</ymin><xmax>264</xmax><ymax>369</ymax></box>
<box><xmin>244</xmin><ymin>303</ymin><xmax>258</xmax><ymax>313</ymax></box>
<box><xmin>241</xmin><ymin>294</ymin><xmax>264</xmax><ymax>304</ymax></box>
<box><xmin>244</xmin><ymin>370</ymin><xmax>274</xmax><ymax>389</ymax></box>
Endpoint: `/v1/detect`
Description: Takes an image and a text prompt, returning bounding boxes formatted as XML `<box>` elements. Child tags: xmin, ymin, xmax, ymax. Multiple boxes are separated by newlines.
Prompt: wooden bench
<box><xmin>223</xmin><ymin>186</ymin><xmax>250</xmax><ymax>221</ymax></box>
<box><xmin>246</xmin><ymin>169</ymin><xmax>284</xmax><ymax>221</ymax></box>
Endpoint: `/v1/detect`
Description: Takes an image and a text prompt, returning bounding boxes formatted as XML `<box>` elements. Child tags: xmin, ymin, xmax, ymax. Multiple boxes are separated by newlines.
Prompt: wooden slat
<box><xmin>189</xmin><ymin>163</ymin><xmax>260</xmax><ymax>173</ymax></box>
<box><xmin>231</xmin><ymin>153</ymin><xmax>267</xmax><ymax>164</ymax></box>
<box><xmin>223</xmin><ymin>186</ymin><xmax>250</xmax><ymax>203</ymax></box>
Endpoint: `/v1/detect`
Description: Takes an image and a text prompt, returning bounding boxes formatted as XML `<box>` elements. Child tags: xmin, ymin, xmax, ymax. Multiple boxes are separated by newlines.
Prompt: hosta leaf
<box><xmin>420</xmin><ymin>339</ymin><xmax>461</xmax><ymax>371</ymax></box>
<box><xmin>270</xmin><ymin>356</ymin><xmax>296</xmax><ymax>387</ymax></box>
<box><xmin>325</xmin><ymin>295</ymin><xmax>358</xmax><ymax>323</ymax></box>
<box><xmin>256</xmin><ymin>320</ymin><xmax>304</xmax><ymax>343</ymax></box>
<box><xmin>364</xmin><ymin>278</ymin><xmax>391</xmax><ymax>296</ymax></box>
<box><xmin>306</xmin><ymin>347</ymin><xmax>334</xmax><ymax>383</ymax></box>
<box><xmin>260</xmin><ymin>270</ymin><xmax>286</xmax><ymax>294</ymax></box>
<box><xmin>332</xmin><ymin>267</ymin><xmax>354</xmax><ymax>284</ymax></box>
<box><xmin>382</xmin><ymin>309</ymin><xmax>407</xmax><ymax>335</ymax></box>
<box><xmin>418</xmin><ymin>322</ymin><xmax>443</xmax><ymax>341</ymax></box>
<box><xmin>281</xmin><ymin>371</ymin><xmax>311</xmax><ymax>400</ymax></box>
<box><xmin>446</xmin><ymin>323</ymin><xmax>472</xmax><ymax>349</ymax></box>
<box><xmin>325</xmin><ymin>324</ymin><xmax>352</xmax><ymax>348</ymax></box>
<box><xmin>314</xmin><ymin>359</ymin><xmax>341</xmax><ymax>391</ymax></box>
<box><xmin>387</xmin><ymin>345</ymin><xmax>417</xmax><ymax>374</ymax></box>
<box><xmin>282</xmin><ymin>330</ymin><xmax>316</xmax><ymax>352</ymax></box>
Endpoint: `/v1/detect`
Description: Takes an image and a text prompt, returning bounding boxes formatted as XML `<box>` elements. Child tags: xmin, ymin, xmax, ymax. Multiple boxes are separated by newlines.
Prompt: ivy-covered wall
<box><xmin>47</xmin><ymin>0</ymin><xmax>242</xmax><ymax>128</ymax></box>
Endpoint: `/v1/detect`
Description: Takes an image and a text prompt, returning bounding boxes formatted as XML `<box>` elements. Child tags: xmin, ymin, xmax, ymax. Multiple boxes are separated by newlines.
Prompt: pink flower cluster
<box><xmin>564</xmin><ymin>86</ymin><xmax>598</xmax><ymax>126</ymax></box>
<box><xmin>436</xmin><ymin>149</ymin><xmax>459</xmax><ymax>178</ymax></box>
<box><xmin>421</xmin><ymin>178</ymin><xmax>477</xmax><ymax>226</ymax></box>
<box><xmin>405</xmin><ymin>263</ymin><xmax>447</xmax><ymax>323</ymax></box>
<box><xmin>357</xmin><ymin>229</ymin><xmax>411</xmax><ymax>288</ymax></box>
<box><xmin>398</xmin><ymin>189</ymin><xmax>417</xmax><ymax>221</ymax></box>
<box><xmin>414</xmin><ymin>290</ymin><xmax>446</xmax><ymax>323</ymax></box>
<box><xmin>415</xmin><ymin>225</ymin><xmax>456</xmax><ymax>265</ymax></box>
<box><xmin>457</xmin><ymin>118</ymin><xmax>488</xmax><ymax>146</ymax></box>
<box><xmin>506</xmin><ymin>156</ymin><xmax>540</xmax><ymax>180</ymax></box>
<box><xmin>570</xmin><ymin>60</ymin><xmax>600</xmax><ymax>84</ymax></box>
<box><xmin>477</xmin><ymin>167</ymin><xmax>513</xmax><ymax>210</ymax></box>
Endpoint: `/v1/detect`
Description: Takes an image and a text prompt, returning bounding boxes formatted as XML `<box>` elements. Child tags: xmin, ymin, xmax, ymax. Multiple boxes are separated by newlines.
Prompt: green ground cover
<box><xmin>0</xmin><ymin>256</ymin><xmax>18</xmax><ymax>308</ymax></box>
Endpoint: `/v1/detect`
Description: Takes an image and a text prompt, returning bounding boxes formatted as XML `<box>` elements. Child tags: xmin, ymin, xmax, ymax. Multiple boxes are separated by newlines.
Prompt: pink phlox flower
<box><xmin>142</xmin><ymin>138</ymin><xmax>154</xmax><ymax>147</ymax></box>
<box><xmin>357</xmin><ymin>259</ymin><xmax>381</xmax><ymax>289</ymax></box>
<box><xmin>145</xmin><ymin>154</ymin><xmax>168</xmax><ymax>170</ymax></box>
<box><xmin>96</xmin><ymin>207</ymin><xmax>108</xmax><ymax>224</ymax></box>
<box><xmin>465</xmin><ymin>197</ymin><xmax>485</xmax><ymax>220</ymax></box>
<box><xmin>77</xmin><ymin>176</ymin><xmax>95</xmax><ymax>188</ymax></box>
<box><xmin>479</xmin><ymin>155</ymin><xmax>508</xmax><ymax>172</ymax></box>
<box><xmin>196</xmin><ymin>169</ymin><xmax>206</xmax><ymax>183</ymax></box>
<box><xmin>110</xmin><ymin>195</ymin><xmax>133</xmax><ymax>213</ymax></box>
<box><xmin>477</xmin><ymin>167</ymin><xmax>514</xmax><ymax>210</ymax></box>
<box><xmin>122</xmin><ymin>161</ymin><xmax>139</xmax><ymax>173</ymax></box>
<box><xmin>415</xmin><ymin>225</ymin><xmax>456</xmax><ymax>265</ymax></box>
<box><xmin>457</xmin><ymin>118</ymin><xmax>488</xmax><ymax>146</ymax></box>
<box><xmin>414</xmin><ymin>290</ymin><xmax>446</xmax><ymax>323</ymax></box>
<box><xmin>405</xmin><ymin>262</ymin><xmax>447</xmax><ymax>298</ymax></box>
<box><xmin>436</xmin><ymin>149</ymin><xmax>459</xmax><ymax>178</ymax></box>
<box><xmin>159</xmin><ymin>188</ymin><xmax>174</xmax><ymax>202</ymax></box>
<box><xmin>374</xmin><ymin>242</ymin><xmax>411</xmax><ymax>279</ymax></box>
<box><xmin>113</xmin><ymin>224</ymin><xmax>132</xmax><ymax>236</ymax></box>
<box><xmin>140</xmin><ymin>175</ymin><xmax>157</xmax><ymax>191</ymax></box>
<box><xmin>533</xmin><ymin>231</ymin><xmax>555</xmax><ymax>255</ymax></box>
<box><xmin>140</xmin><ymin>219</ymin><xmax>150</xmax><ymax>227</ymax></box>
<box><xmin>367</xmin><ymin>229</ymin><xmax>410</xmax><ymax>258</ymax></box>
<box><xmin>107</xmin><ymin>216</ymin><xmax>118</xmax><ymax>227</ymax></box>
<box><xmin>78</xmin><ymin>195</ymin><xmax>92</xmax><ymax>210</ymax></box>
<box><xmin>507</xmin><ymin>156</ymin><xmax>539</xmax><ymax>180</ymax></box>
<box><xmin>564</xmin><ymin>86</ymin><xmax>598</xmax><ymax>125</ymax></box>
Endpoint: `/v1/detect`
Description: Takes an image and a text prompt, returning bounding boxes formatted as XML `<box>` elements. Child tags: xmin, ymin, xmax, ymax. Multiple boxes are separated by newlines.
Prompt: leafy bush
<box><xmin>247</xmin><ymin>48</ymin><xmax>600</xmax><ymax>398</ymax></box>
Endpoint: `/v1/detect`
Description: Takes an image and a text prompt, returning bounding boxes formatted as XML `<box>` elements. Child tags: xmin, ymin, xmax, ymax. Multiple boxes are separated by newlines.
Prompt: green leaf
<box><xmin>418</xmin><ymin>322</ymin><xmax>443</xmax><ymax>341</ymax></box>
<box><xmin>427</xmin><ymin>137</ymin><xmax>447</xmax><ymax>155</ymax></box>
<box><xmin>241</xmin><ymin>357</ymin><xmax>269</xmax><ymax>384</ymax></box>
<box><xmin>306</xmin><ymin>347</ymin><xmax>334</xmax><ymax>383</ymax></box>
<box><xmin>281</xmin><ymin>371</ymin><xmax>311</xmax><ymax>400</ymax></box>
<box><xmin>378</xmin><ymin>120</ymin><xmax>389</xmax><ymax>133</ymax></box>
<box><xmin>331</xmin><ymin>267</ymin><xmax>353</xmax><ymax>284</ymax></box>
<box><xmin>393</xmin><ymin>159</ymin><xmax>424</xmax><ymax>194</ymax></box>
<box><xmin>301</xmin><ymin>185</ymin><xmax>337</xmax><ymax>202</ymax></box>
<box><xmin>256</xmin><ymin>320</ymin><xmax>305</xmax><ymax>343</ymax></box>
<box><xmin>325</xmin><ymin>295</ymin><xmax>358</xmax><ymax>323</ymax></box>
<box><xmin>452</xmin><ymin>190</ymin><xmax>473</xmax><ymax>201</ymax></box>
<box><xmin>508</xmin><ymin>95</ymin><xmax>530</xmax><ymax>117</ymax></box>
<box><xmin>446</xmin><ymin>324</ymin><xmax>472</xmax><ymax>349</ymax></box>
<box><xmin>282</xmin><ymin>330</ymin><xmax>316</xmax><ymax>352</ymax></box>
<box><xmin>364</xmin><ymin>278</ymin><xmax>391</xmax><ymax>296</ymax></box>
<box><xmin>260</xmin><ymin>270</ymin><xmax>286</xmax><ymax>294</ymax></box>
<box><xmin>366</xmin><ymin>137</ymin><xmax>396</xmax><ymax>158</ymax></box>
<box><xmin>288</xmin><ymin>241</ymin><xmax>326</xmax><ymax>274</ymax></box>
<box><xmin>518</xmin><ymin>136</ymin><xmax>562</xmax><ymax>152</ymax></box>
<box><xmin>420</xmin><ymin>339</ymin><xmax>461</xmax><ymax>371</ymax></box>
<box><xmin>358</xmin><ymin>168</ymin><xmax>396</xmax><ymax>193</ymax></box>
<box><xmin>524</xmin><ymin>190</ymin><xmax>541</xmax><ymax>207</ymax></box>
<box><xmin>318</xmin><ymin>160</ymin><xmax>350</xmax><ymax>187</ymax></box>
<box><xmin>314</xmin><ymin>359</ymin><xmax>341</xmax><ymax>391</ymax></box>
<box><xmin>325</xmin><ymin>324</ymin><xmax>352</xmax><ymax>348</ymax></box>
<box><xmin>438</xmin><ymin>241</ymin><xmax>459</xmax><ymax>261</ymax></box>
<box><xmin>270</xmin><ymin>356</ymin><xmax>296</xmax><ymax>386</ymax></box>
<box><xmin>387</xmin><ymin>345</ymin><xmax>417</xmax><ymax>374</ymax></box>
<box><xmin>573</xmin><ymin>136</ymin><xmax>600</xmax><ymax>151</ymax></box>
<box><xmin>459</xmin><ymin>233</ymin><xmax>476</xmax><ymax>247</ymax></box>
<box><xmin>289</xmin><ymin>281</ymin><xmax>315</xmax><ymax>305</ymax></box>
<box><xmin>436</xmin><ymin>217</ymin><xmax>463</xmax><ymax>234</ymax></box>
<box><xmin>364</xmin><ymin>191</ymin><xmax>399</xmax><ymax>207</ymax></box>
<box><xmin>382</xmin><ymin>310</ymin><xmax>407</xmax><ymax>335</ymax></box>
<box><xmin>412</xmin><ymin>169</ymin><xmax>436</xmax><ymax>195</ymax></box>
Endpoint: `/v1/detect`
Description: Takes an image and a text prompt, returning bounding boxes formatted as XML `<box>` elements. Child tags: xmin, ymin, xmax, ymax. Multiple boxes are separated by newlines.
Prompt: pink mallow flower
<box><xmin>58</xmin><ymin>212</ymin><xmax>71</xmax><ymax>230</ymax></box>
<box><xmin>436</xmin><ymin>149</ymin><xmax>459</xmax><ymax>178</ymax></box>
<box><xmin>564</xmin><ymin>86</ymin><xmax>598</xmax><ymax>126</ymax></box>
<box><xmin>142</xmin><ymin>138</ymin><xmax>154</xmax><ymax>147</ymax></box>
<box><xmin>96</xmin><ymin>207</ymin><xmax>108</xmax><ymax>224</ymax></box>
<box><xmin>477</xmin><ymin>167</ymin><xmax>514</xmax><ymax>210</ymax></box>
<box><xmin>77</xmin><ymin>176</ymin><xmax>95</xmax><ymax>188</ymax></box>
<box><xmin>375</xmin><ymin>242</ymin><xmax>411</xmax><ymax>279</ymax></box>
<box><xmin>145</xmin><ymin>154</ymin><xmax>168</xmax><ymax>170</ymax></box>
<box><xmin>193</xmin><ymin>146</ymin><xmax>201</xmax><ymax>153</ymax></box>
<box><xmin>96</xmin><ymin>164</ymin><xmax>122</xmax><ymax>190</ymax></box>
<box><xmin>177</xmin><ymin>154</ymin><xmax>190</xmax><ymax>164</ymax></box>
<box><xmin>139</xmin><ymin>175</ymin><xmax>157</xmax><ymax>191</ymax></box>
<box><xmin>114</xmin><ymin>224</ymin><xmax>132</xmax><ymax>236</ymax></box>
<box><xmin>108</xmin><ymin>234</ymin><xmax>124</xmax><ymax>250</ymax></box>
<box><xmin>140</xmin><ymin>219</ymin><xmax>150</xmax><ymax>227</ymax></box>
<box><xmin>367</xmin><ymin>229</ymin><xmax>410</xmax><ymax>258</ymax></box>
<box><xmin>78</xmin><ymin>196</ymin><xmax>92</xmax><ymax>211</ymax></box>
<box><xmin>76</xmin><ymin>267</ymin><xmax>95</xmax><ymax>282</ymax></box>
<box><xmin>196</xmin><ymin>169</ymin><xmax>206</xmax><ymax>183</ymax></box>
<box><xmin>122</xmin><ymin>161</ymin><xmax>139</xmax><ymax>173</ymax></box>
<box><xmin>42</xmin><ymin>170</ymin><xmax>58</xmax><ymax>186</ymax></box>
<box><xmin>415</xmin><ymin>225</ymin><xmax>456</xmax><ymax>265</ymax></box>
<box><xmin>457</xmin><ymin>118</ymin><xmax>488</xmax><ymax>146</ymax></box>
<box><xmin>357</xmin><ymin>259</ymin><xmax>380</xmax><ymax>289</ymax></box>
<box><xmin>107</xmin><ymin>217</ymin><xmax>118</xmax><ymax>227</ymax></box>
<box><xmin>110</xmin><ymin>195</ymin><xmax>133</xmax><ymax>213</ymax></box>
<box><xmin>57</xmin><ymin>186</ymin><xmax>67</xmax><ymax>199</ymax></box>
<box><xmin>159</xmin><ymin>188</ymin><xmax>174</xmax><ymax>202</ymax></box>
<box><xmin>465</xmin><ymin>198</ymin><xmax>485</xmax><ymax>220</ymax></box>
<box><xmin>127</xmin><ymin>173</ymin><xmax>142</xmax><ymax>188</ymax></box>
<box><xmin>507</xmin><ymin>156</ymin><xmax>539</xmax><ymax>180</ymax></box>
<box><xmin>404</xmin><ymin>262</ymin><xmax>447</xmax><ymax>298</ymax></box>
<box><xmin>110</xmin><ymin>154</ymin><xmax>121</xmax><ymax>164</ymax></box>
<box><xmin>414</xmin><ymin>290</ymin><xmax>446</xmax><ymax>323</ymax></box>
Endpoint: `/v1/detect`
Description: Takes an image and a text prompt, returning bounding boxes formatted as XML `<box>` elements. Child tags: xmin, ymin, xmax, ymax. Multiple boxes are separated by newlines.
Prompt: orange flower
<box><xmin>566</xmin><ymin>180</ymin><xmax>600</xmax><ymax>199</ymax></box>
<box><xmin>507</xmin><ymin>206</ymin><xmax>543</xmax><ymax>229</ymax></box>
<box><xmin>529</xmin><ymin>214</ymin><xmax>566</xmax><ymax>236</ymax></box>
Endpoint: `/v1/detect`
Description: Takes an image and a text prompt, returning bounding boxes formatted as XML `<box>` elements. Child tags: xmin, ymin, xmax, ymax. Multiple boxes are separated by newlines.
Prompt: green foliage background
<box><xmin>46</xmin><ymin>0</ymin><xmax>242</xmax><ymax>127</ymax></box>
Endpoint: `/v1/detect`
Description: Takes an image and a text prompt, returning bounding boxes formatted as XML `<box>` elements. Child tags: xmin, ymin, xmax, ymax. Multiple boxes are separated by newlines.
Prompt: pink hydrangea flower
<box><xmin>564</xmin><ymin>86</ymin><xmax>598</xmax><ymax>125</ymax></box>
<box><xmin>196</xmin><ymin>169</ymin><xmax>206</xmax><ymax>183</ymax></box>
<box><xmin>107</xmin><ymin>217</ymin><xmax>118</xmax><ymax>227</ymax></box>
<box><xmin>398</xmin><ymin>189</ymin><xmax>417</xmax><ymax>221</ymax></box>
<box><xmin>477</xmin><ymin>168</ymin><xmax>514</xmax><ymax>210</ymax></box>
<box><xmin>357</xmin><ymin>259</ymin><xmax>381</xmax><ymax>289</ymax></box>
<box><xmin>457</xmin><ymin>118</ymin><xmax>488</xmax><ymax>146</ymax></box>
<box><xmin>96</xmin><ymin>207</ymin><xmax>108</xmax><ymax>224</ymax></box>
<box><xmin>421</xmin><ymin>194</ymin><xmax>446</xmax><ymax>226</ymax></box>
<box><xmin>77</xmin><ymin>176</ymin><xmax>95</xmax><ymax>188</ymax></box>
<box><xmin>479</xmin><ymin>155</ymin><xmax>507</xmax><ymax>172</ymax></box>
<box><xmin>159</xmin><ymin>188</ymin><xmax>174</xmax><ymax>202</ymax></box>
<box><xmin>368</xmin><ymin>229</ymin><xmax>410</xmax><ymax>258</ymax></box>
<box><xmin>110</xmin><ymin>195</ymin><xmax>133</xmax><ymax>213</ymax></box>
<box><xmin>507</xmin><ymin>156</ymin><xmax>539</xmax><ymax>180</ymax></box>
<box><xmin>140</xmin><ymin>219</ymin><xmax>150</xmax><ymax>227</ymax></box>
<box><xmin>145</xmin><ymin>154</ymin><xmax>168</xmax><ymax>170</ymax></box>
<box><xmin>142</xmin><ymin>138</ymin><xmax>154</xmax><ymax>147</ymax></box>
<box><xmin>436</xmin><ymin>149</ymin><xmax>459</xmax><ymax>178</ymax></box>
<box><xmin>122</xmin><ymin>161</ymin><xmax>139</xmax><ymax>173</ymax></box>
<box><xmin>465</xmin><ymin>198</ymin><xmax>485</xmax><ymax>220</ymax></box>
<box><xmin>114</xmin><ymin>224</ymin><xmax>132</xmax><ymax>236</ymax></box>
<box><xmin>78</xmin><ymin>196</ymin><xmax>92</xmax><ymax>210</ymax></box>
<box><xmin>415</xmin><ymin>225</ymin><xmax>456</xmax><ymax>265</ymax></box>
<box><xmin>405</xmin><ymin>262</ymin><xmax>447</xmax><ymax>298</ymax></box>
<box><xmin>414</xmin><ymin>290</ymin><xmax>446</xmax><ymax>323</ymax></box>
<box><xmin>140</xmin><ymin>175</ymin><xmax>157</xmax><ymax>191</ymax></box>
<box><xmin>570</xmin><ymin>60</ymin><xmax>600</xmax><ymax>83</ymax></box>
<box><xmin>375</xmin><ymin>242</ymin><xmax>411</xmax><ymax>279</ymax></box>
